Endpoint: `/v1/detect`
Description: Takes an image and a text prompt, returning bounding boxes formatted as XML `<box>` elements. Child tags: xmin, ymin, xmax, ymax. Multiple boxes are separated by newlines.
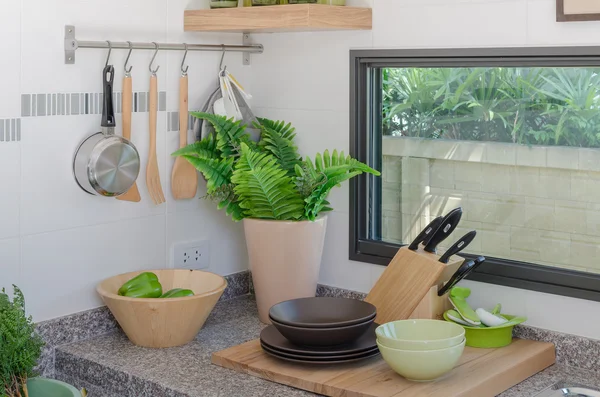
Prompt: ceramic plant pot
<box><xmin>243</xmin><ymin>216</ymin><xmax>327</xmax><ymax>323</ymax></box>
<box><xmin>27</xmin><ymin>378</ymin><xmax>81</xmax><ymax>397</ymax></box>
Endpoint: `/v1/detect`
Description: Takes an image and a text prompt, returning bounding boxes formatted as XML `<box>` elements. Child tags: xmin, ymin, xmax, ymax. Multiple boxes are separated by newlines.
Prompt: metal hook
<box><xmin>181</xmin><ymin>43</ymin><xmax>189</xmax><ymax>76</ymax></box>
<box><xmin>105</xmin><ymin>41</ymin><xmax>112</xmax><ymax>67</ymax></box>
<box><xmin>219</xmin><ymin>45</ymin><xmax>226</xmax><ymax>72</ymax></box>
<box><xmin>149</xmin><ymin>42</ymin><xmax>160</xmax><ymax>75</ymax></box>
<box><xmin>124</xmin><ymin>41</ymin><xmax>133</xmax><ymax>76</ymax></box>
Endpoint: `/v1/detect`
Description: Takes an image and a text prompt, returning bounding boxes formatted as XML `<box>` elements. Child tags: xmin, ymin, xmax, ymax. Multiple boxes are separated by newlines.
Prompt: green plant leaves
<box><xmin>232</xmin><ymin>143</ymin><xmax>305</xmax><ymax>220</ymax></box>
<box><xmin>173</xmin><ymin>114</ymin><xmax>380</xmax><ymax>222</ymax></box>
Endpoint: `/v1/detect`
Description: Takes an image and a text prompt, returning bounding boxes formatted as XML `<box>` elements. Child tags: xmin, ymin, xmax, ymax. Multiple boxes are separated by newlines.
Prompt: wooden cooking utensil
<box><xmin>171</xmin><ymin>73</ymin><xmax>198</xmax><ymax>199</ymax></box>
<box><xmin>365</xmin><ymin>247</ymin><xmax>449</xmax><ymax>324</ymax></box>
<box><xmin>116</xmin><ymin>73</ymin><xmax>141</xmax><ymax>202</ymax></box>
<box><xmin>146</xmin><ymin>74</ymin><xmax>165</xmax><ymax>205</ymax></box>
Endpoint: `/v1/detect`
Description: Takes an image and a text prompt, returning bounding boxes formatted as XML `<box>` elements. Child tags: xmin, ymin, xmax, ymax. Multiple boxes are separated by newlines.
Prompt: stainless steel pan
<box><xmin>73</xmin><ymin>65</ymin><xmax>140</xmax><ymax>196</ymax></box>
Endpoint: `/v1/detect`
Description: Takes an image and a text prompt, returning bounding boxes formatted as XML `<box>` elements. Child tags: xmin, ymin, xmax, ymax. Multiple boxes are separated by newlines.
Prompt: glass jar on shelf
<box><xmin>210</xmin><ymin>0</ymin><xmax>239</xmax><ymax>8</ymax></box>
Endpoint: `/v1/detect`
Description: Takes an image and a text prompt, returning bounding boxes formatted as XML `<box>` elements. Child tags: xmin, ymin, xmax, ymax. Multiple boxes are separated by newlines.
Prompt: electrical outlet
<box><xmin>173</xmin><ymin>240</ymin><xmax>210</xmax><ymax>270</ymax></box>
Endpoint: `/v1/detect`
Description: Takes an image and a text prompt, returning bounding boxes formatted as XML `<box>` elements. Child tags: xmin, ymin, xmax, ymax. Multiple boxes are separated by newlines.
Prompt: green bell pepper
<box><xmin>160</xmin><ymin>288</ymin><xmax>194</xmax><ymax>298</ymax></box>
<box><xmin>118</xmin><ymin>272</ymin><xmax>163</xmax><ymax>298</ymax></box>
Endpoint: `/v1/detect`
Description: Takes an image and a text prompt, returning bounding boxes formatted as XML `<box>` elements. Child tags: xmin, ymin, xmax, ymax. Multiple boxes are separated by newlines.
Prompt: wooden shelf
<box><xmin>184</xmin><ymin>4</ymin><xmax>372</xmax><ymax>33</ymax></box>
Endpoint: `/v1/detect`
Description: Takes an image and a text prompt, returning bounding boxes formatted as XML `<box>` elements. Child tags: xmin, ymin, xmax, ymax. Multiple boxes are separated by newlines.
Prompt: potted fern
<box><xmin>0</xmin><ymin>286</ymin><xmax>81</xmax><ymax>397</ymax></box>
<box><xmin>173</xmin><ymin>114</ymin><xmax>380</xmax><ymax>323</ymax></box>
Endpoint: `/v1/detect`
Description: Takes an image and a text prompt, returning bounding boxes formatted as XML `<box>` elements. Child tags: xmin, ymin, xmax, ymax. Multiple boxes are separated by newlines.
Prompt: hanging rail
<box><xmin>64</xmin><ymin>26</ymin><xmax>263</xmax><ymax>65</ymax></box>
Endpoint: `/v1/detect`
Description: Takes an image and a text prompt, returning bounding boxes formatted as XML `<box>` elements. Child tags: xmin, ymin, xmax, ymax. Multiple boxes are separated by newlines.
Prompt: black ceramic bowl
<box><xmin>270</xmin><ymin>317</ymin><xmax>375</xmax><ymax>347</ymax></box>
<box><xmin>269</xmin><ymin>297</ymin><xmax>376</xmax><ymax>329</ymax></box>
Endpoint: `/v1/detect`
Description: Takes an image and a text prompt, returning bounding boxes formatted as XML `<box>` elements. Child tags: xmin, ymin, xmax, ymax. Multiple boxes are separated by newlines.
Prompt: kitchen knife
<box><xmin>438</xmin><ymin>230</ymin><xmax>477</xmax><ymax>264</ymax></box>
<box><xmin>438</xmin><ymin>256</ymin><xmax>486</xmax><ymax>296</ymax></box>
<box><xmin>423</xmin><ymin>207</ymin><xmax>463</xmax><ymax>253</ymax></box>
<box><xmin>408</xmin><ymin>216</ymin><xmax>444</xmax><ymax>251</ymax></box>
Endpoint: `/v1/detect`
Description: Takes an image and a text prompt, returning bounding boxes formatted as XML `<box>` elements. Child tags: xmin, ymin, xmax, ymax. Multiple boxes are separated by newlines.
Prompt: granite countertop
<box><xmin>53</xmin><ymin>296</ymin><xmax>600</xmax><ymax>397</ymax></box>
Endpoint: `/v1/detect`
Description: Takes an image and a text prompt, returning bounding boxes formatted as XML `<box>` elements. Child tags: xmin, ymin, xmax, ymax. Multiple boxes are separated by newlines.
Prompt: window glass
<box><xmin>379</xmin><ymin>67</ymin><xmax>600</xmax><ymax>273</ymax></box>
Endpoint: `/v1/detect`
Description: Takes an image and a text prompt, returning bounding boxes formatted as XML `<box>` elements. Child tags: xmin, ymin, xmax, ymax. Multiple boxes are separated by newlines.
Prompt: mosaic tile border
<box><xmin>21</xmin><ymin>91</ymin><xmax>167</xmax><ymax>118</ymax></box>
<box><xmin>0</xmin><ymin>118</ymin><xmax>21</xmax><ymax>142</ymax></box>
<box><xmin>167</xmin><ymin>111</ymin><xmax>196</xmax><ymax>133</ymax></box>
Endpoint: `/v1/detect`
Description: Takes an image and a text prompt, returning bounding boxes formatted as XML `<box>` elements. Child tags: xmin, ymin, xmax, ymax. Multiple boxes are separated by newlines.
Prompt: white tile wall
<box><xmin>0</xmin><ymin>0</ymin><xmax>253</xmax><ymax>322</ymax></box>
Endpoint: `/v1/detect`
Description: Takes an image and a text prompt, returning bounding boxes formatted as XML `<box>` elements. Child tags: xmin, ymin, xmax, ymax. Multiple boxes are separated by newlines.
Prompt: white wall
<box><xmin>0</xmin><ymin>0</ymin><xmax>249</xmax><ymax>322</ymax></box>
<box><xmin>250</xmin><ymin>0</ymin><xmax>600</xmax><ymax>340</ymax></box>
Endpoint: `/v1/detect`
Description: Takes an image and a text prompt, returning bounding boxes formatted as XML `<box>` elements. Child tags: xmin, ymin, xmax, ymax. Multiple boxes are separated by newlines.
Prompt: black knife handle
<box><xmin>424</xmin><ymin>207</ymin><xmax>463</xmax><ymax>253</ymax></box>
<box><xmin>408</xmin><ymin>216</ymin><xmax>443</xmax><ymax>251</ymax></box>
<box><xmin>437</xmin><ymin>259</ymin><xmax>475</xmax><ymax>296</ymax></box>
<box><xmin>439</xmin><ymin>230</ymin><xmax>477</xmax><ymax>263</ymax></box>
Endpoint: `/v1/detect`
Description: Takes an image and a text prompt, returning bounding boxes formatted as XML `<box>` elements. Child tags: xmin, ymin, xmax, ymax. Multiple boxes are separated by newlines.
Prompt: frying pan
<box><xmin>73</xmin><ymin>65</ymin><xmax>140</xmax><ymax>196</ymax></box>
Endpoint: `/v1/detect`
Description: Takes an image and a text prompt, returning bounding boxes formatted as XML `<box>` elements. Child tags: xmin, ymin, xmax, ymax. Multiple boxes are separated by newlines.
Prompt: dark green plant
<box><xmin>382</xmin><ymin>66</ymin><xmax>600</xmax><ymax>148</ymax></box>
<box><xmin>173</xmin><ymin>114</ymin><xmax>380</xmax><ymax>221</ymax></box>
<box><xmin>0</xmin><ymin>286</ymin><xmax>44</xmax><ymax>397</ymax></box>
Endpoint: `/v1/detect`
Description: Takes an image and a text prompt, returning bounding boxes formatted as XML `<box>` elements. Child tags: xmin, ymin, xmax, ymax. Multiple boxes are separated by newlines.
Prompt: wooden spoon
<box><xmin>146</xmin><ymin>74</ymin><xmax>165</xmax><ymax>205</ymax></box>
<box><xmin>171</xmin><ymin>74</ymin><xmax>198</xmax><ymax>199</ymax></box>
<box><xmin>116</xmin><ymin>73</ymin><xmax>141</xmax><ymax>202</ymax></box>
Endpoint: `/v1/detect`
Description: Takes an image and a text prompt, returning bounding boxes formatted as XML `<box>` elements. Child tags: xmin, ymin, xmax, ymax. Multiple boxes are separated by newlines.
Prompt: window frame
<box><xmin>349</xmin><ymin>46</ymin><xmax>600</xmax><ymax>302</ymax></box>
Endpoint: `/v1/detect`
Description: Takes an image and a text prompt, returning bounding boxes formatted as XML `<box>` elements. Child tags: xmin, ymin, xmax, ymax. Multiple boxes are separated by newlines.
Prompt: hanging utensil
<box><xmin>73</xmin><ymin>42</ymin><xmax>140</xmax><ymax>197</ymax></box>
<box><xmin>438</xmin><ymin>230</ymin><xmax>477</xmax><ymax>264</ymax></box>
<box><xmin>438</xmin><ymin>256</ymin><xmax>486</xmax><ymax>296</ymax></box>
<box><xmin>117</xmin><ymin>42</ymin><xmax>141</xmax><ymax>203</ymax></box>
<box><xmin>146</xmin><ymin>43</ymin><xmax>165</xmax><ymax>205</ymax></box>
<box><xmin>423</xmin><ymin>207</ymin><xmax>463</xmax><ymax>253</ymax></box>
<box><xmin>171</xmin><ymin>44</ymin><xmax>198</xmax><ymax>200</ymax></box>
<box><xmin>408</xmin><ymin>216</ymin><xmax>443</xmax><ymax>251</ymax></box>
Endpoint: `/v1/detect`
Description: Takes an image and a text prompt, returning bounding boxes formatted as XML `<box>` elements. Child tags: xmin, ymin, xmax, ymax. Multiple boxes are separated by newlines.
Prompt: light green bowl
<box><xmin>376</xmin><ymin>319</ymin><xmax>465</xmax><ymax>351</ymax></box>
<box><xmin>27</xmin><ymin>378</ymin><xmax>81</xmax><ymax>397</ymax></box>
<box><xmin>377</xmin><ymin>338</ymin><xmax>465</xmax><ymax>381</ymax></box>
<box><xmin>443</xmin><ymin>313</ymin><xmax>527</xmax><ymax>348</ymax></box>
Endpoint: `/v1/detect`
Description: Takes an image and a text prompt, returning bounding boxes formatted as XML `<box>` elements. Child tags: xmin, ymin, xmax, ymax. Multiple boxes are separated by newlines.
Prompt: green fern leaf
<box><xmin>232</xmin><ymin>143</ymin><xmax>304</xmax><ymax>220</ymax></box>
<box><xmin>256</xmin><ymin>118</ymin><xmax>297</xmax><ymax>141</ymax></box>
<box><xmin>258</xmin><ymin>127</ymin><xmax>301</xmax><ymax>176</ymax></box>
<box><xmin>191</xmin><ymin>112</ymin><xmax>253</xmax><ymax>158</ymax></box>
<box><xmin>182</xmin><ymin>156</ymin><xmax>234</xmax><ymax>193</ymax></box>
<box><xmin>172</xmin><ymin>136</ymin><xmax>218</xmax><ymax>159</ymax></box>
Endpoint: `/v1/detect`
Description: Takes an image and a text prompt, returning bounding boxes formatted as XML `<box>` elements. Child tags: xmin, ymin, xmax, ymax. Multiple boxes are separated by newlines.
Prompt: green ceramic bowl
<box><xmin>376</xmin><ymin>319</ymin><xmax>465</xmax><ymax>351</ymax></box>
<box><xmin>27</xmin><ymin>378</ymin><xmax>81</xmax><ymax>397</ymax></box>
<box><xmin>377</xmin><ymin>338</ymin><xmax>466</xmax><ymax>381</ymax></box>
<box><xmin>443</xmin><ymin>313</ymin><xmax>527</xmax><ymax>348</ymax></box>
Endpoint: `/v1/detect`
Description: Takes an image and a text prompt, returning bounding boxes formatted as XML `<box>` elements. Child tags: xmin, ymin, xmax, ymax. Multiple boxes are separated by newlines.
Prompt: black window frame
<box><xmin>349</xmin><ymin>47</ymin><xmax>600</xmax><ymax>302</ymax></box>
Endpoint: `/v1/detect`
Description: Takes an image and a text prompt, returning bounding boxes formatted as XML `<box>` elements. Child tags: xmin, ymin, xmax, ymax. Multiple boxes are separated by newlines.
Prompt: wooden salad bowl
<box><xmin>97</xmin><ymin>269</ymin><xmax>227</xmax><ymax>348</ymax></box>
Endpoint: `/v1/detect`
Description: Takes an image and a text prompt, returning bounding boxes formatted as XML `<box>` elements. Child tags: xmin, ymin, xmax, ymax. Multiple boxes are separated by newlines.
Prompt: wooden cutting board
<box><xmin>212</xmin><ymin>338</ymin><xmax>555</xmax><ymax>397</ymax></box>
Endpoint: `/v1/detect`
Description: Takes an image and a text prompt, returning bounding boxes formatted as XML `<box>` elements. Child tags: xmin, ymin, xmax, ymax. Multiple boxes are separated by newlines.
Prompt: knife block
<box><xmin>366</xmin><ymin>247</ymin><xmax>463</xmax><ymax>324</ymax></box>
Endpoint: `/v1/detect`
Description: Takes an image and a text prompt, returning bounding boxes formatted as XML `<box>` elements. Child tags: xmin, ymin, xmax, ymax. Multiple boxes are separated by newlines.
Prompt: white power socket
<box><xmin>173</xmin><ymin>240</ymin><xmax>210</xmax><ymax>270</ymax></box>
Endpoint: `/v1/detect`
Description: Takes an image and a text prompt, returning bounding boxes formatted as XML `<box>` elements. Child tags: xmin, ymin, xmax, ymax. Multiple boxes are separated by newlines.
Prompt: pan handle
<box><xmin>101</xmin><ymin>65</ymin><xmax>116</xmax><ymax>131</ymax></box>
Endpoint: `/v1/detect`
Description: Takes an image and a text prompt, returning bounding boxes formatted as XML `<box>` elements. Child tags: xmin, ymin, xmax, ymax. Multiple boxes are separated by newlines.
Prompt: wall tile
<box><xmin>21</xmin><ymin>0</ymin><xmax>169</xmax><ymax>94</ymax></box>
<box><xmin>166</xmin><ymin>208</ymin><xmax>247</xmax><ymax>276</ymax></box>
<box><xmin>20</xmin><ymin>115</ymin><xmax>166</xmax><ymax>235</ymax></box>
<box><xmin>374</xmin><ymin>0</ymin><xmax>527</xmax><ymax>48</ymax></box>
<box><xmin>527</xmin><ymin>0</ymin><xmax>600</xmax><ymax>46</ymax></box>
<box><xmin>0</xmin><ymin>144</ymin><xmax>20</xmax><ymax>239</ymax></box>
<box><xmin>0</xmin><ymin>238</ymin><xmax>20</xmax><ymax>292</ymax></box>
<box><xmin>21</xmin><ymin>215</ymin><xmax>166</xmax><ymax>322</ymax></box>
<box><xmin>319</xmin><ymin>212</ymin><xmax>372</xmax><ymax>293</ymax></box>
<box><xmin>0</xmin><ymin>1</ymin><xmax>21</xmax><ymax>118</ymax></box>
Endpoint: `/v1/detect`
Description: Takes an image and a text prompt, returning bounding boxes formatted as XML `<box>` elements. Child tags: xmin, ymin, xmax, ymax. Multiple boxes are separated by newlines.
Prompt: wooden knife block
<box><xmin>366</xmin><ymin>247</ymin><xmax>463</xmax><ymax>324</ymax></box>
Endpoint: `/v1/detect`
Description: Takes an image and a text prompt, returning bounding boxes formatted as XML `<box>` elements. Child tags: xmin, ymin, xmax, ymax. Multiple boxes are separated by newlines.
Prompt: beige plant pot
<box><xmin>243</xmin><ymin>216</ymin><xmax>328</xmax><ymax>323</ymax></box>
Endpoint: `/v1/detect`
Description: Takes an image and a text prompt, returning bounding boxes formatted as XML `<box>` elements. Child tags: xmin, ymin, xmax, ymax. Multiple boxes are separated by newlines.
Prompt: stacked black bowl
<box><xmin>260</xmin><ymin>297</ymin><xmax>379</xmax><ymax>364</ymax></box>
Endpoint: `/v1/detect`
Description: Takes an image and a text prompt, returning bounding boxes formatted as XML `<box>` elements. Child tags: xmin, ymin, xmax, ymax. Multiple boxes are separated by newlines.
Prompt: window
<box><xmin>350</xmin><ymin>47</ymin><xmax>600</xmax><ymax>301</ymax></box>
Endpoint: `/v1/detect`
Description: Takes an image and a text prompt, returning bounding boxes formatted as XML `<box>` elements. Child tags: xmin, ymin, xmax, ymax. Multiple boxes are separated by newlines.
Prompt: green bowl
<box><xmin>27</xmin><ymin>378</ymin><xmax>81</xmax><ymax>397</ymax></box>
<box><xmin>442</xmin><ymin>314</ymin><xmax>527</xmax><ymax>348</ymax></box>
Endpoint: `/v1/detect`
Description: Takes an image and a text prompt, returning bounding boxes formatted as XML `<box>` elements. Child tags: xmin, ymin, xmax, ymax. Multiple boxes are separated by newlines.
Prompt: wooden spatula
<box><xmin>146</xmin><ymin>74</ymin><xmax>165</xmax><ymax>205</ymax></box>
<box><xmin>171</xmin><ymin>74</ymin><xmax>198</xmax><ymax>199</ymax></box>
<box><xmin>116</xmin><ymin>73</ymin><xmax>141</xmax><ymax>202</ymax></box>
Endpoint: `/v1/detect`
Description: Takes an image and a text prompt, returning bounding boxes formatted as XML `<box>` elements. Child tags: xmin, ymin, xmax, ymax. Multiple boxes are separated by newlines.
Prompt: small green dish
<box><xmin>443</xmin><ymin>313</ymin><xmax>527</xmax><ymax>348</ymax></box>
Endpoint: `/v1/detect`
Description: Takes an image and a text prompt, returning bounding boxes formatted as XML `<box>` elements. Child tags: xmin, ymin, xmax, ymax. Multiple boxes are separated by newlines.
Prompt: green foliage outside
<box><xmin>0</xmin><ymin>286</ymin><xmax>44</xmax><ymax>397</ymax></box>
<box><xmin>382</xmin><ymin>67</ymin><xmax>600</xmax><ymax>148</ymax></box>
<box><xmin>173</xmin><ymin>114</ymin><xmax>380</xmax><ymax>222</ymax></box>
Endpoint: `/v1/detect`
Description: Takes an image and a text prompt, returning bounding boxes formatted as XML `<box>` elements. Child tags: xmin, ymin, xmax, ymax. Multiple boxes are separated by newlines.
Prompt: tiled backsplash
<box><xmin>0</xmin><ymin>118</ymin><xmax>21</xmax><ymax>142</ymax></box>
<box><xmin>21</xmin><ymin>92</ymin><xmax>167</xmax><ymax>117</ymax></box>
